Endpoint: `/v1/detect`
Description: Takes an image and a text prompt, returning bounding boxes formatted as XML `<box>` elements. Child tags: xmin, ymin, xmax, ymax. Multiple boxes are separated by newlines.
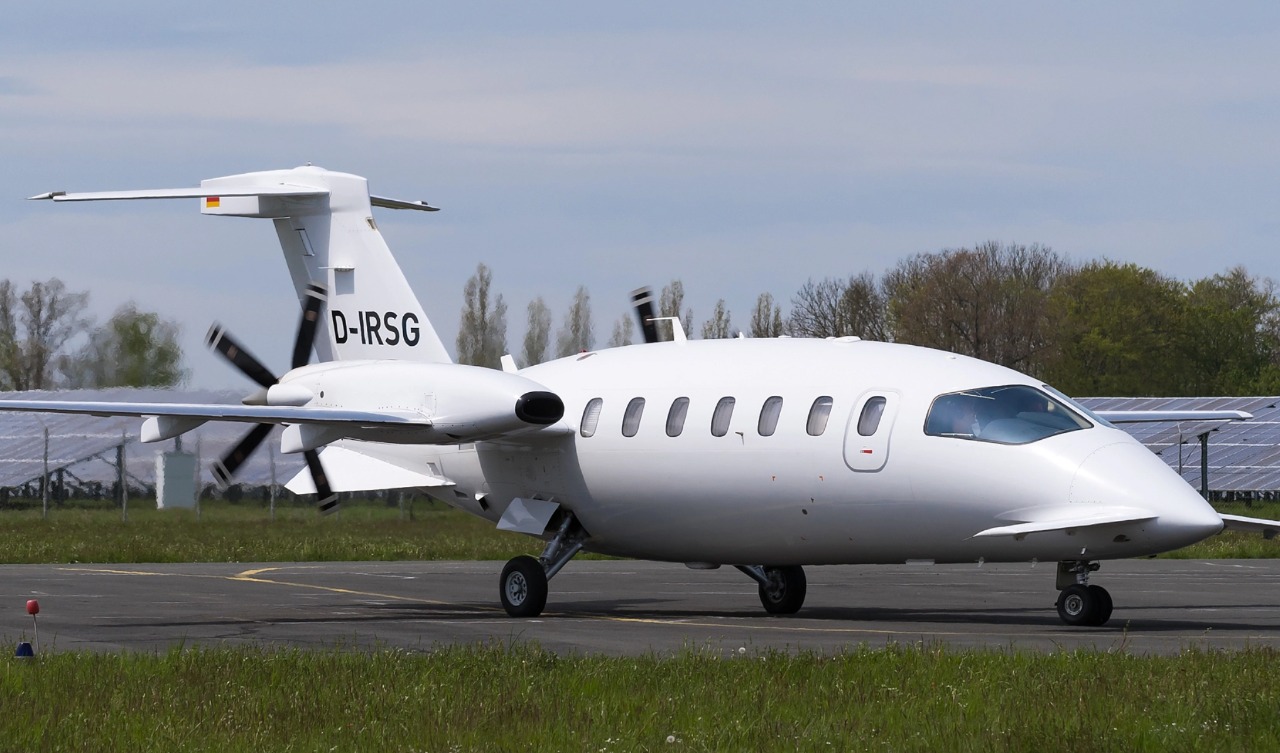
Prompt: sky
<box><xmin>4</xmin><ymin>3</ymin><xmax>1280</xmax><ymax>389</ymax></box>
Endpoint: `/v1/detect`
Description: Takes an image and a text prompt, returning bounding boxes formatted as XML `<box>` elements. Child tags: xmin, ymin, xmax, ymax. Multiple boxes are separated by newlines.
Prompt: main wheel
<box><xmin>1088</xmin><ymin>585</ymin><xmax>1113</xmax><ymax>626</ymax></box>
<box><xmin>1056</xmin><ymin>583</ymin><xmax>1099</xmax><ymax>626</ymax></box>
<box><xmin>500</xmin><ymin>555</ymin><xmax>548</xmax><ymax>617</ymax></box>
<box><xmin>758</xmin><ymin>565</ymin><xmax>807</xmax><ymax>615</ymax></box>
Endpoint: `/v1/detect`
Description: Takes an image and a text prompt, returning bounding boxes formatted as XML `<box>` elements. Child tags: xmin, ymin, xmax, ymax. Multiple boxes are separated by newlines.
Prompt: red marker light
<box><xmin>26</xmin><ymin>600</ymin><xmax>39</xmax><ymax>615</ymax></box>
<box><xmin>861</xmin><ymin>449</ymin><xmax>874</xmax><ymax>455</ymax></box>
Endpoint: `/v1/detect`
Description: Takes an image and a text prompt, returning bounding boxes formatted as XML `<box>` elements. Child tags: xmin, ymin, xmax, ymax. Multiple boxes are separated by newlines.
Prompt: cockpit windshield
<box><xmin>924</xmin><ymin>384</ymin><xmax>1092</xmax><ymax>444</ymax></box>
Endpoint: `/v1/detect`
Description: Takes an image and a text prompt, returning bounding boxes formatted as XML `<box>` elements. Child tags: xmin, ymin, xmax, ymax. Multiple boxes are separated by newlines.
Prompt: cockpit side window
<box><xmin>924</xmin><ymin>385</ymin><xmax>1091</xmax><ymax>445</ymax></box>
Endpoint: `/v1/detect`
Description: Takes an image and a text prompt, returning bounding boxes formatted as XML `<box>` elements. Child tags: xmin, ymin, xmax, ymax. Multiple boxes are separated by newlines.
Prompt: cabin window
<box><xmin>857</xmin><ymin>396</ymin><xmax>887</xmax><ymax>436</ymax></box>
<box><xmin>622</xmin><ymin>397</ymin><xmax>645</xmax><ymax>437</ymax></box>
<box><xmin>758</xmin><ymin>396</ymin><xmax>783</xmax><ymax>436</ymax></box>
<box><xmin>924</xmin><ymin>384</ymin><xmax>1091</xmax><ymax>444</ymax></box>
<box><xmin>580</xmin><ymin>398</ymin><xmax>603</xmax><ymax>438</ymax></box>
<box><xmin>711</xmin><ymin>397</ymin><xmax>736</xmax><ymax>437</ymax></box>
<box><xmin>666</xmin><ymin>397</ymin><xmax>690</xmax><ymax>437</ymax></box>
<box><xmin>806</xmin><ymin>396</ymin><xmax>833</xmax><ymax>436</ymax></box>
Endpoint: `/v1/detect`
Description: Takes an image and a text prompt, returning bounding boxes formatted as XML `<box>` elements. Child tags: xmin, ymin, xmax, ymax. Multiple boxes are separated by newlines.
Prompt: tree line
<box><xmin>0</xmin><ymin>278</ymin><xmax>186</xmax><ymax>391</ymax></box>
<box><xmin>456</xmin><ymin>242</ymin><xmax>1280</xmax><ymax>397</ymax></box>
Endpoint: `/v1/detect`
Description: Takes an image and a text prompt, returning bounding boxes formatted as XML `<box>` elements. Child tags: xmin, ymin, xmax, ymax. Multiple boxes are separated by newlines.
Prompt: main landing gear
<box><xmin>499</xmin><ymin>513</ymin><xmax>586</xmax><ymax>617</ymax></box>
<box><xmin>736</xmin><ymin>565</ymin><xmax>807</xmax><ymax>614</ymax></box>
<box><xmin>1055</xmin><ymin>560</ymin><xmax>1113</xmax><ymax>627</ymax></box>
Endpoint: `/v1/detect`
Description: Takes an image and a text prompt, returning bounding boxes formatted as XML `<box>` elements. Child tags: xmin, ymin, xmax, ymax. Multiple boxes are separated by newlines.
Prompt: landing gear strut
<box><xmin>1055</xmin><ymin>560</ymin><xmax>1113</xmax><ymax>627</ymax></box>
<box><xmin>737</xmin><ymin>565</ymin><xmax>807</xmax><ymax>614</ymax></box>
<box><xmin>499</xmin><ymin>512</ymin><xmax>585</xmax><ymax>617</ymax></box>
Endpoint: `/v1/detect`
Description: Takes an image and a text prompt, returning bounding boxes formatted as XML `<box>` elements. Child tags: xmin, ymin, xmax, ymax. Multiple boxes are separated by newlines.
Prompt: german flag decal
<box><xmin>205</xmin><ymin>196</ymin><xmax>220</xmax><ymax>208</ymax></box>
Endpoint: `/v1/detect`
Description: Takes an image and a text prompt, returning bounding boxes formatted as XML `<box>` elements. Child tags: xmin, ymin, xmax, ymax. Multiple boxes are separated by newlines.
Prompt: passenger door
<box><xmin>843</xmin><ymin>390</ymin><xmax>900</xmax><ymax>472</ymax></box>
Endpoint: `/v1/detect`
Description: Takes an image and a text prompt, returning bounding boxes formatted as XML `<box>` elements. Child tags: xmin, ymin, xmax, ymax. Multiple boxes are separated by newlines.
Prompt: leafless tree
<box><xmin>788</xmin><ymin>272</ymin><xmax>888</xmax><ymax>340</ymax></box>
<box><xmin>658</xmin><ymin>279</ymin><xmax>693</xmax><ymax>342</ymax></box>
<box><xmin>556</xmin><ymin>286</ymin><xmax>594</xmax><ymax>357</ymax></box>
<box><xmin>700</xmin><ymin>299</ymin><xmax>734</xmax><ymax>339</ymax></box>
<box><xmin>0</xmin><ymin>278</ymin><xmax>92</xmax><ymax>390</ymax></box>
<box><xmin>521</xmin><ymin>296</ymin><xmax>552</xmax><ymax>366</ymax></box>
<box><xmin>749</xmin><ymin>292</ymin><xmax>784</xmax><ymax>338</ymax></box>
<box><xmin>456</xmin><ymin>263</ymin><xmax>507</xmax><ymax>369</ymax></box>
<box><xmin>608</xmin><ymin>313</ymin><xmax>634</xmax><ymax>348</ymax></box>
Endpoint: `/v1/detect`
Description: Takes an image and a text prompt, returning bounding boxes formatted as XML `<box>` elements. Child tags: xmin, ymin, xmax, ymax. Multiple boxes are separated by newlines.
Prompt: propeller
<box><xmin>207</xmin><ymin>283</ymin><xmax>339</xmax><ymax>513</ymax></box>
<box><xmin>631</xmin><ymin>287</ymin><xmax>660</xmax><ymax>344</ymax></box>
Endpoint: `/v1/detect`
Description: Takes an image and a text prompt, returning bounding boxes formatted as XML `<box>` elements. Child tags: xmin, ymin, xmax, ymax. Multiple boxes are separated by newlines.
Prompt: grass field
<box><xmin>3</xmin><ymin>643</ymin><xmax>1280</xmax><ymax>752</ymax></box>
<box><xmin>3</xmin><ymin>502</ymin><xmax>1279</xmax><ymax>752</ymax></box>
<box><xmin>1</xmin><ymin>498</ymin><xmax>1277</xmax><ymax>564</ymax></box>
<box><xmin>0</xmin><ymin>498</ymin><xmax>539</xmax><ymax>564</ymax></box>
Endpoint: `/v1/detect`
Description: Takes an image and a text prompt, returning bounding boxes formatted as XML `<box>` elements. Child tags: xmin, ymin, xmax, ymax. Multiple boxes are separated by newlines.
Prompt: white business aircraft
<box><xmin>9</xmin><ymin>165</ymin><xmax>1279</xmax><ymax>627</ymax></box>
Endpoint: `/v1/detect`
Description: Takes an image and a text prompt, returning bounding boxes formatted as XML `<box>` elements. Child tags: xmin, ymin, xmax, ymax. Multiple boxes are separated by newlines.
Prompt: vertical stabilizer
<box><xmin>199</xmin><ymin>166</ymin><xmax>451</xmax><ymax>363</ymax></box>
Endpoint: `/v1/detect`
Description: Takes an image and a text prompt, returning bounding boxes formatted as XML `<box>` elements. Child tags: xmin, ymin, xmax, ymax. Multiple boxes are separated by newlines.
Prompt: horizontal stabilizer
<box><xmin>1096</xmin><ymin>410</ymin><xmax>1252</xmax><ymax>424</ymax></box>
<box><xmin>285</xmin><ymin>445</ymin><xmax>454</xmax><ymax>494</ymax></box>
<box><xmin>28</xmin><ymin>186</ymin><xmax>327</xmax><ymax>202</ymax></box>
<box><xmin>370</xmin><ymin>195</ymin><xmax>439</xmax><ymax>212</ymax></box>
<box><xmin>971</xmin><ymin>505</ymin><xmax>1156</xmax><ymax>539</ymax></box>
<box><xmin>1220</xmin><ymin>514</ymin><xmax>1280</xmax><ymax>540</ymax></box>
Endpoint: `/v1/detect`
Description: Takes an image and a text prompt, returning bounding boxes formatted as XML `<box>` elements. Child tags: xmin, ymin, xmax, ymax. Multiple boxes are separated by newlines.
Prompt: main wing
<box><xmin>1095</xmin><ymin>409</ymin><xmax>1253</xmax><ymax>424</ymax></box>
<box><xmin>0</xmin><ymin>399</ymin><xmax>427</xmax><ymax>443</ymax></box>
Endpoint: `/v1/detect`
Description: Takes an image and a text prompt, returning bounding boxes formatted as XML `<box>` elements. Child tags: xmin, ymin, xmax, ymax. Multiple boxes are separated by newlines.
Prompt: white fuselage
<box><xmin>375</xmin><ymin>337</ymin><xmax>1222</xmax><ymax>566</ymax></box>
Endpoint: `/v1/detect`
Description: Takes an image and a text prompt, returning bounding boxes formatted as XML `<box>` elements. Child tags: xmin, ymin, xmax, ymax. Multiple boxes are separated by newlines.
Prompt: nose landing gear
<box><xmin>1055</xmin><ymin>561</ymin><xmax>1113</xmax><ymax>626</ymax></box>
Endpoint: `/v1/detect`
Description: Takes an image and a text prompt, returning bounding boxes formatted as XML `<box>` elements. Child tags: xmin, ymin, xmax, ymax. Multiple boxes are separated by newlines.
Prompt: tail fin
<box><xmin>31</xmin><ymin>165</ymin><xmax>451</xmax><ymax>364</ymax></box>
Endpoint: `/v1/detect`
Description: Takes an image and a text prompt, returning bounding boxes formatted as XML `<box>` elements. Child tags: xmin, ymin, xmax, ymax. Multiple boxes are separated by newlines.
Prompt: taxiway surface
<box><xmin>3</xmin><ymin>560</ymin><xmax>1278</xmax><ymax>655</ymax></box>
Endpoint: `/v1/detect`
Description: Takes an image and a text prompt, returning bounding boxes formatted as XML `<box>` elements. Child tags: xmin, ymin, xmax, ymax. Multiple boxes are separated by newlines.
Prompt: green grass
<box><xmin>1</xmin><ymin>498</ymin><xmax>1278</xmax><ymax>564</ymax></box>
<box><xmin>0</xmin><ymin>499</ymin><xmax>538</xmax><ymax>564</ymax></box>
<box><xmin>3</xmin><ymin>643</ymin><xmax>1280</xmax><ymax>752</ymax></box>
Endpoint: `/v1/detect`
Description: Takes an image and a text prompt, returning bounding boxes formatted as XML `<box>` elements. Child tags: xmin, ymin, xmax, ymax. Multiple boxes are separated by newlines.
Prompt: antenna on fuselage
<box><xmin>650</xmin><ymin>317</ymin><xmax>687</xmax><ymax>342</ymax></box>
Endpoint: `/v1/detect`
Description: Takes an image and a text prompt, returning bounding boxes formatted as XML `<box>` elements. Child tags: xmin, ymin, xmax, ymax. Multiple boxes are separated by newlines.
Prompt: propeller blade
<box><xmin>206</xmin><ymin>323</ymin><xmax>278</xmax><ymax>389</ymax></box>
<box><xmin>211</xmin><ymin>423</ymin><xmax>274</xmax><ymax>487</ymax></box>
<box><xmin>291</xmin><ymin>283</ymin><xmax>327</xmax><ymax>370</ymax></box>
<box><xmin>305</xmin><ymin>449</ymin><xmax>340</xmax><ymax>514</ymax></box>
<box><xmin>631</xmin><ymin>287</ymin><xmax>660</xmax><ymax>344</ymax></box>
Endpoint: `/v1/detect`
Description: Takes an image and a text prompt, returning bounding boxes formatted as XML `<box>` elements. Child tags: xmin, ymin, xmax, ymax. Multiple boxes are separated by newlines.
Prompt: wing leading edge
<box><xmin>0</xmin><ymin>400</ymin><xmax>427</xmax><ymax>439</ymax></box>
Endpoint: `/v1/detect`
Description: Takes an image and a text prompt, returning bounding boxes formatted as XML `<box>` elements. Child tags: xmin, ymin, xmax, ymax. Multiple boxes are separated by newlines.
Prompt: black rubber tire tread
<box><xmin>1056</xmin><ymin>583</ymin><xmax>1098</xmax><ymax>626</ymax></box>
<box><xmin>500</xmin><ymin>555</ymin><xmax>548</xmax><ymax>618</ymax></box>
<box><xmin>1088</xmin><ymin>584</ymin><xmax>1113</xmax><ymax>626</ymax></box>
<box><xmin>758</xmin><ymin>565</ymin><xmax>807</xmax><ymax>615</ymax></box>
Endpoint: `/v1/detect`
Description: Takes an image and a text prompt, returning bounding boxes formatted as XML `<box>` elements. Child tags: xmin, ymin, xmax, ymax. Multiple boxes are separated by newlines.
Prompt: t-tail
<box><xmin>30</xmin><ymin>165</ymin><xmax>450</xmax><ymax>364</ymax></box>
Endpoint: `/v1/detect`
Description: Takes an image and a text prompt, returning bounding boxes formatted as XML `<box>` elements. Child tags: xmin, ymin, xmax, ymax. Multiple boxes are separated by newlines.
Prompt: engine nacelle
<box><xmin>277</xmin><ymin>360</ymin><xmax>565</xmax><ymax>446</ymax></box>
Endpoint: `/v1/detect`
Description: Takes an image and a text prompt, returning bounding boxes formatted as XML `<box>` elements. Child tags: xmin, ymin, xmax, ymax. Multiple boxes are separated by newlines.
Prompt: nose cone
<box><xmin>1072</xmin><ymin>442</ymin><xmax>1223</xmax><ymax>552</ymax></box>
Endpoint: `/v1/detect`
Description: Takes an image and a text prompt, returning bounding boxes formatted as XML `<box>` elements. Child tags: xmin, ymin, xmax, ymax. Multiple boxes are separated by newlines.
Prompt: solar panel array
<box><xmin>0</xmin><ymin>388</ymin><xmax>306</xmax><ymax>492</ymax></box>
<box><xmin>1079</xmin><ymin>396</ymin><xmax>1280</xmax><ymax>497</ymax></box>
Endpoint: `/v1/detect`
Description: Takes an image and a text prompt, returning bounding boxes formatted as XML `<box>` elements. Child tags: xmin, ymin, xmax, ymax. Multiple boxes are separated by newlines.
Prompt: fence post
<box><xmin>117</xmin><ymin>435</ymin><xmax>128</xmax><ymax>522</ymax></box>
<box><xmin>41</xmin><ymin>425</ymin><xmax>49</xmax><ymax>520</ymax></box>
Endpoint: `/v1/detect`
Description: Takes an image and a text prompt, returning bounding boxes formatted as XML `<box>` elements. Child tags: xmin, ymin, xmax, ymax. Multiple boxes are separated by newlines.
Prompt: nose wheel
<box><xmin>1056</xmin><ymin>584</ymin><xmax>1113</xmax><ymax>626</ymax></box>
<box><xmin>1055</xmin><ymin>561</ymin><xmax>1113</xmax><ymax>626</ymax></box>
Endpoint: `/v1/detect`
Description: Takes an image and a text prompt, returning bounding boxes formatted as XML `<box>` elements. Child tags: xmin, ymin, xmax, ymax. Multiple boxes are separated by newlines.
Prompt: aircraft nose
<box><xmin>1071</xmin><ymin>441</ymin><xmax>1223</xmax><ymax>549</ymax></box>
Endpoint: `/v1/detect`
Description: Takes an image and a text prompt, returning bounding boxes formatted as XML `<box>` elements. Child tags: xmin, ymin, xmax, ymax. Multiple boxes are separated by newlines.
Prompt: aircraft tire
<box><xmin>1088</xmin><ymin>585</ymin><xmax>1113</xmax><ymax>626</ymax></box>
<box><xmin>500</xmin><ymin>555</ymin><xmax>548</xmax><ymax>618</ymax></box>
<box><xmin>1056</xmin><ymin>584</ymin><xmax>1100</xmax><ymax>626</ymax></box>
<box><xmin>758</xmin><ymin>565</ymin><xmax>806</xmax><ymax>615</ymax></box>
